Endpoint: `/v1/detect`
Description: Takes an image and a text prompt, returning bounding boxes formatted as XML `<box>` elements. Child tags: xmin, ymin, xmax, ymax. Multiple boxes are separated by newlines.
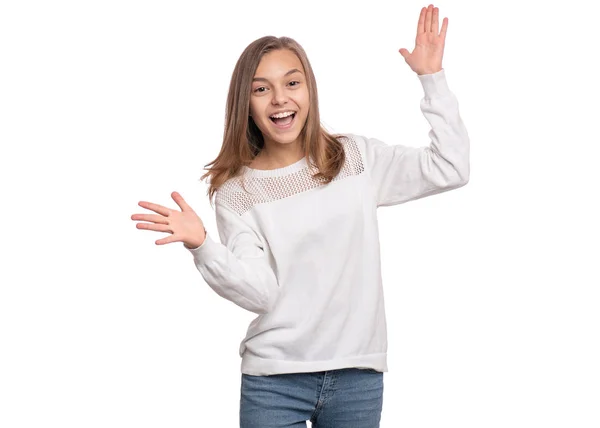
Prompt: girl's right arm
<box><xmin>132</xmin><ymin>192</ymin><xmax>279</xmax><ymax>315</ymax></box>
<box><xmin>185</xmin><ymin>202</ymin><xmax>280</xmax><ymax>315</ymax></box>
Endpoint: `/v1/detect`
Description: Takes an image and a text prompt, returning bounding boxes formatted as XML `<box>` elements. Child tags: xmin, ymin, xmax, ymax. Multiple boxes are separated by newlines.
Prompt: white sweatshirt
<box><xmin>187</xmin><ymin>69</ymin><xmax>469</xmax><ymax>376</ymax></box>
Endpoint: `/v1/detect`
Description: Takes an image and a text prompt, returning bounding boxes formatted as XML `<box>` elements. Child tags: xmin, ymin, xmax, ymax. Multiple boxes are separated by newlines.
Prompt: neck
<box><xmin>254</xmin><ymin>139</ymin><xmax>304</xmax><ymax>170</ymax></box>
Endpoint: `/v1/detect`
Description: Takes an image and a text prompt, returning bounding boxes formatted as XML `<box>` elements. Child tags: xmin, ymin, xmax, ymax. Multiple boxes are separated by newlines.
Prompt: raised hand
<box><xmin>399</xmin><ymin>4</ymin><xmax>448</xmax><ymax>75</ymax></box>
<box><xmin>131</xmin><ymin>191</ymin><xmax>206</xmax><ymax>249</ymax></box>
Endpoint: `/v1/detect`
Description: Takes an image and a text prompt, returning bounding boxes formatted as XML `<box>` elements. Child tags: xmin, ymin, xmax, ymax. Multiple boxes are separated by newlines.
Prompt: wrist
<box><xmin>184</xmin><ymin>227</ymin><xmax>207</xmax><ymax>250</ymax></box>
<box><xmin>417</xmin><ymin>67</ymin><xmax>443</xmax><ymax>76</ymax></box>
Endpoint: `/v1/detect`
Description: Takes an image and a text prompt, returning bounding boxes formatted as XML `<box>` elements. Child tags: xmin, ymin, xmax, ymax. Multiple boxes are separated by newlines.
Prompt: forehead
<box><xmin>254</xmin><ymin>49</ymin><xmax>304</xmax><ymax>78</ymax></box>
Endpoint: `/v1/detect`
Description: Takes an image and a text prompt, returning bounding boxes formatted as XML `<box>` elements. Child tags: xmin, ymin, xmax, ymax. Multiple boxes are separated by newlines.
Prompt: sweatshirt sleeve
<box><xmin>363</xmin><ymin>68</ymin><xmax>470</xmax><ymax>207</ymax></box>
<box><xmin>185</xmin><ymin>202</ymin><xmax>280</xmax><ymax>315</ymax></box>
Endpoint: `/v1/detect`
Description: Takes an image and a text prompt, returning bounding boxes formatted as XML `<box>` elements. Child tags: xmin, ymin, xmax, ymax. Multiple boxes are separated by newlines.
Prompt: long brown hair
<box><xmin>200</xmin><ymin>36</ymin><xmax>346</xmax><ymax>205</ymax></box>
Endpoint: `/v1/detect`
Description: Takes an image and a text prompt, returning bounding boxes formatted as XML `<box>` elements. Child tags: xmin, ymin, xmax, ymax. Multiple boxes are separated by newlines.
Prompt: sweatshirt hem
<box><xmin>240</xmin><ymin>352</ymin><xmax>388</xmax><ymax>376</ymax></box>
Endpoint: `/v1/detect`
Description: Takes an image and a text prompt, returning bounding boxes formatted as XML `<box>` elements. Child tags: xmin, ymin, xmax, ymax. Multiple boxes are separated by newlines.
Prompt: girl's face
<box><xmin>249</xmin><ymin>49</ymin><xmax>310</xmax><ymax>150</ymax></box>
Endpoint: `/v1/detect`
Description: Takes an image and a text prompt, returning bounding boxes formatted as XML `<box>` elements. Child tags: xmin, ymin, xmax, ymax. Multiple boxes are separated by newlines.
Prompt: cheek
<box><xmin>248</xmin><ymin>101</ymin><xmax>257</xmax><ymax>118</ymax></box>
<box><xmin>249</xmin><ymin>102</ymin><xmax>269</xmax><ymax>132</ymax></box>
<box><xmin>249</xmin><ymin>98</ymin><xmax>263</xmax><ymax>119</ymax></box>
<box><xmin>251</xmin><ymin>102</ymin><xmax>270</xmax><ymax>124</ymax></box>
<box><xmin>299</xmin><ymin>90</ymin><xmax>310</xmax><ymax>110</ymax></box>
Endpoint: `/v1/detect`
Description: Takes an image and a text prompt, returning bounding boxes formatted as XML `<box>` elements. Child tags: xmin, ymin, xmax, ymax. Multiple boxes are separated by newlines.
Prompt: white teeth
<box><xmin>270</xmin><ymin>111</ymin><xmax>295</xmax><ymax>119</ymax></box>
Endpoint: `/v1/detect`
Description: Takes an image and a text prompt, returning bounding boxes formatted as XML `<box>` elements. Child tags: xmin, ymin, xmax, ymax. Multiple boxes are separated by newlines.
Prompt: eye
<box><xmin>254</xmin><ymin>86</ymin><xmax>267</xmax><ymax>93</ymax></box>
<box><xmin>289</xmin><ymin>81</ymin><xmax>301</xmax><ymax>87</ymax></box>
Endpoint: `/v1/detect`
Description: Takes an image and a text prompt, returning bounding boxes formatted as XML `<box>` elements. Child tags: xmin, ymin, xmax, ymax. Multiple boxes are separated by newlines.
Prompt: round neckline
<box><xmin>241</xmin><ymin>155</ymin><xmax>309</xmax><ymax>178</ymax></box>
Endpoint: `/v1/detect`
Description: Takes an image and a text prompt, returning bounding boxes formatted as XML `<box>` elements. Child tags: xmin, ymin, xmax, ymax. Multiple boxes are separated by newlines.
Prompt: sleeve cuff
<box><xmin>185</xmin><ymin>232</ymin><xmax>218</xmax><ymax>260</ymax></box>
<box><xmin>417</xmin><ymin>68</ymin><xmax>451</xmax><ymax>99</ymax></box>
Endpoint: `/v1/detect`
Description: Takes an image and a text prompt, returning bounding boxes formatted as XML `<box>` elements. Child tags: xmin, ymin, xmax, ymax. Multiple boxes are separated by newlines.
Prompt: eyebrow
<box><xmin>252</xmin><ymin>68</ymin><xmax>303</xmax><ymax>83</ymax></box>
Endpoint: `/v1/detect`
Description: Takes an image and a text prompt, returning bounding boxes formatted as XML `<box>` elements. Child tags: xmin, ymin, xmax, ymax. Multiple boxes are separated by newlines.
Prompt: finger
<box><xmin>425</xmin><ymin>4</ymin><xmax>433</xmax><ymax>33</ymax></box>
<box><xmin>138</xmin><ymin>201</ymin><xmax>171</xmax><ymax>216</ymax></box>
<box><xmin>399</xmin><ymin>48</ymin><xmax>410</xmax><ymax>60</ymax></box>
<box><xmin>417</xmin><ymin>6</ymin><xmax>426</xmax><ymax>34</ymax></box>
<box><xmin>155</xmin><ymin>235</ymin><xmax>180</xmax><ymax>245</ymax></box>
<box><xmin>171</xmin><ymin>191</ymin><xmax>192</xmax><ymax>212</ymax></box>
<box><xmin>136</xmin><ymin>222</ymin><xmax>172</xmax><ymax>233</ymax></box>
<box><xmin>432</xmin><ymin>7</ymin><xmax>439</xmax><ymax>34</ymax></box>
<box><xmin>440</xmin><ymin>17</ymin><xmax>448</xmax><ymax>41</ymax></box>
<box><xmin>131</xmin><ymin>213</ymin><xmax>168</xmax><ymax>224</ymax></box>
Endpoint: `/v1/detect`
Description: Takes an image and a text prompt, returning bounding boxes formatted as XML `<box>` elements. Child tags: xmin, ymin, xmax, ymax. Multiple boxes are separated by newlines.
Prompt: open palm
<box><xmin>131</xmin><ymin>191</ymin><xmax>206</xmax><ymax>248</ymax></box>
<box><xmin>399</xmin><ymin>4</ymin><xmax>448</xmax><ymax>75</ymax></box>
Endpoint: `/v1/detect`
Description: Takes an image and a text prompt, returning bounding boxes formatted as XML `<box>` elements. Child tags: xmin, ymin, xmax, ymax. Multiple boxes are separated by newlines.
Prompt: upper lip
<box><xmin>269</xmin><ymin>110</ymin><xmax>296</xmax><ymax>117</ymax></box>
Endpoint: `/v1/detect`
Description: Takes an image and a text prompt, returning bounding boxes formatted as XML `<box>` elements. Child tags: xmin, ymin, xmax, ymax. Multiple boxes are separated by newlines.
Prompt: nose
<box><xmin>271</xmin><ymin>86</ymin><xmax>288</xmax><ymax>106</ymax></box>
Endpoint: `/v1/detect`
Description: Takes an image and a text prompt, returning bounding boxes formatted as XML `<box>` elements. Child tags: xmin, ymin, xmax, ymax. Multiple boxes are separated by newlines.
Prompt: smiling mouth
<box><xmin>270</xmin><ymin>112</ymin><xmax>296</xmax><ymax>122</ymax></box>
<box><xmin>269</xmin><ymin>112</ymin><xmax>296</xmax><ymax>129</ymax></box>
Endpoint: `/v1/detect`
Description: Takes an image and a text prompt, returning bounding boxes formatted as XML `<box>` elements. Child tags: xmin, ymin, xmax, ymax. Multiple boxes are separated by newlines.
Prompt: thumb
<box><xmin>398</xmin><ymin>48</ymin><xmax>410</xmax><ymax>60</ymax></box>
<box><xmin>172</xmin><ymin>191</ymin><xmax>192</xmax><ymax>212</ymax></box>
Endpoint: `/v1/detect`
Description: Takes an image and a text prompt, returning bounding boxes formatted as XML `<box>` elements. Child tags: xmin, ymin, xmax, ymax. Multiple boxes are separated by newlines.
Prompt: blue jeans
<box><xmin>240</xmin><ymin>367</ymin><xmax>384</xmax><ymax>427</ymax></box>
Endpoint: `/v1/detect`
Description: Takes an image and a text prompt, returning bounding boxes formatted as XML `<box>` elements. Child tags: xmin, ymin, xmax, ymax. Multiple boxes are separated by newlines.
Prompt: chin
<box><xmin>270</xmin><ymin>133</ymin><xmax>301</xmax><ymax>145</ymax></box>
<box><xmin>259</xmin><ymin>123</ymin><xmax>304</xmax><ymax>146</ymax></box>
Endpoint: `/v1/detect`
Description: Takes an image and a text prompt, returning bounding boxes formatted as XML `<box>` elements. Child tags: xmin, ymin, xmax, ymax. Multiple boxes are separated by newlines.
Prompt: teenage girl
<box><xmin>131</xmin><ymin>4</ymin><xmax>469</xmax><ymax>427</ymax></box>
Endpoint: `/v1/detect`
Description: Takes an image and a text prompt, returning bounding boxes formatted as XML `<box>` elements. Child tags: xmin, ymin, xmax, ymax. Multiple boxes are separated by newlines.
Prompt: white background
<box><xmin>1</xmin><ymin>0</ymin><xmax>599</xmax><ymax>427</ymax></box>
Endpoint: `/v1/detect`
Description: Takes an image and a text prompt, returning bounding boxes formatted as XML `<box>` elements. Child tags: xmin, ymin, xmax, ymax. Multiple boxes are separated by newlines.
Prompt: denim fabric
<box><xmin>240</xmin><ymin>367</ymin><xmax>383</xmax><ymax>427</ymax></box>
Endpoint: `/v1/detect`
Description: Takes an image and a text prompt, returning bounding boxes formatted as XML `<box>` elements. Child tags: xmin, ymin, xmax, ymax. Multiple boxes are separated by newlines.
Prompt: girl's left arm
<box><xmin>362</xmin><ymin>4</ymin><xmax>469</xmax><ymax>207</ymax></box>
<box><xmin>360</xmin><ymin>68</ymin><xmax>470</xmax><ymax>207</ymax></box>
